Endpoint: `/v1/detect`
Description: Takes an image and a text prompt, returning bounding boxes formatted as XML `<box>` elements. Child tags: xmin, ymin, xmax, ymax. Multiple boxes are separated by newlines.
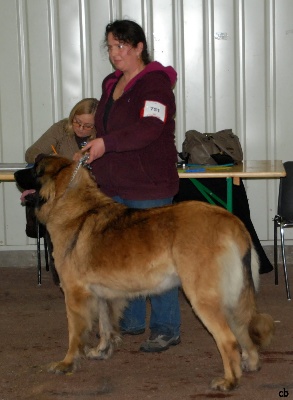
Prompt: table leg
<box><xmin>226</xmin><ymin>177</ymin><xmax>233</xmax><ymax>213</ymax></box>
<box><xmin>189</xmin><ymin>178</ymin><xmax>229</xmax><ymax>210</ymax></box>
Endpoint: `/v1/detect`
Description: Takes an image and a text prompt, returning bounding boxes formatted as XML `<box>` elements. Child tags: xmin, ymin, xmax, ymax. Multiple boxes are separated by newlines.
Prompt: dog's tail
<box><xmin>248</xmin><ymin>312</ymin><xmax>275</xmax><ymax>348</ymax></box>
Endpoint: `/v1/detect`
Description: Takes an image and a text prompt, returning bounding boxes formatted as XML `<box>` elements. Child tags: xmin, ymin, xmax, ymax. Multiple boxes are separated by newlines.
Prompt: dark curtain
<box><xmin>173</xmin><ymin>178</ymin><xmax>273</xmax><ymax>274</ymax></box>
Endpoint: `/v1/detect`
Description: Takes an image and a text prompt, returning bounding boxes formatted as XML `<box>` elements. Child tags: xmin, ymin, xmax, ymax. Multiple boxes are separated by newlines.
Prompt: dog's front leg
<box><xmin>86</xmin><ymin>298</ymin><xmax>124</xmax><ymax>360</ymax></box>
<box><xmin>49</xmin><ymin>287</ymin><xmax>93</xmax><ymax>374</ymax></box>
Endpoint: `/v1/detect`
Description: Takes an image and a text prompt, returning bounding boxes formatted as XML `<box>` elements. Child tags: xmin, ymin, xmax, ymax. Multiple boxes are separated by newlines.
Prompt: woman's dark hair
<box><xmin>105</xmin><ymin>19</ymin><xmax>151</xmax><ymax>65</ymax></box>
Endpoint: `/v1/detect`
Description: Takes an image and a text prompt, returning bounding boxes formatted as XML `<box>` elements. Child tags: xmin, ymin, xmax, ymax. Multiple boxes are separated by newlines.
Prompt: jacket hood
<box><xmin>139</xmin><ymin>61</ymin><xmax>177</xmax><ymax>86</ymax></box>
<box><xmin>104</xmin><ymin>61</ymin><xmax>177</xmax><ymax>95</ymax></box>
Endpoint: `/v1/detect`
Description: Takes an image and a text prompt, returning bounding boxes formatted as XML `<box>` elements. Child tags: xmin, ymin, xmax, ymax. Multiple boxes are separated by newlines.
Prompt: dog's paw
<box><xmin>241</xmin><ymin>358</ymin><xmax>261</xmax><ymax>372</ymax></box>
<box><xmin>210</xmin><ymin>377</ymin><xmax>238</xmax><ymax>392</ymax></box>
<box><xmin>48</xmin><ymin>361</ymin><xmax>75</xmax><ymax>374</ymax></box>
<box><xmin>241</xmin><ymin>349</ymin><xmax>261</xmax><ymax>372</ymax></box>
<box><xmin>86</xmin><ymin>344</ymin><xmax>114</xmax><ymax>360</ymax></box>
<box><xmin>112</xmin><ymin>334</ymin><xmax>122</xmax><ymax>346</ymax></box>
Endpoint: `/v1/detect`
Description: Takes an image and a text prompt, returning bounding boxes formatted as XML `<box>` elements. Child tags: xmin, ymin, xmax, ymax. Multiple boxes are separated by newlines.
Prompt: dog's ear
<box><xmin>35</xmin><ymin>163</ymin><xmax>45</xmax><ymax>178</ymax></box>
<box><xmin>35</xmin><ymin>155</ymin><xmax>72</xmax><ymax>179</ymax></box>
<box><xmin>35</xmin><ymin>153</ymin><xmax>46</xmax><ymax>163</ymax></box>
<box><xmin>34</xmin><ymin>154</ymin><xmax>50</xmax><ymax>178</ymax></box>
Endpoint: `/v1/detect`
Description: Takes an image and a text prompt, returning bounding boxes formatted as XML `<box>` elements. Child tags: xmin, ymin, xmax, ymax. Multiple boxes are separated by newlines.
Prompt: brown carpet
<box><xmin>0</xmin><ymin>266</ymin><xmax>292</xmax><ymax>400</ymax></box>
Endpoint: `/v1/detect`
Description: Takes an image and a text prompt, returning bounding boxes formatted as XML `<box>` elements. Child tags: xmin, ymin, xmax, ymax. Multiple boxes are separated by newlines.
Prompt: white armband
<box><xmin>140</xmin><ymin>100</ymin><xmax>167</xmax><ymax>123</ymax></box>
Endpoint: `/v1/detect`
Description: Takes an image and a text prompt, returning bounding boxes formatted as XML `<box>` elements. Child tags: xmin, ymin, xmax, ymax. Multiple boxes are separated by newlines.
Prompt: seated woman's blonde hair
<box><xmin>65</xmin><ymin>98</ymin><xmax>99</xmax><ymax>137</ymax></box>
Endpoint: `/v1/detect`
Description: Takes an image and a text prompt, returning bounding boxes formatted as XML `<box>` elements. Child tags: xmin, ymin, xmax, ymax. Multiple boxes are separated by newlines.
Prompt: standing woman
<box><xmin>81</xmin><ymin>20</ymin><xmax>180</xmax><ymax>352</ymax></box>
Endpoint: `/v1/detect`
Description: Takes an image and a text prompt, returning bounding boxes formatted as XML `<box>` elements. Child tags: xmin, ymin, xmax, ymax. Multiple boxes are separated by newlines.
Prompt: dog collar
<box><xmin>69</xmin><ymin>154</ymin><xmax>91</xmax><ymax>184</ymax></box>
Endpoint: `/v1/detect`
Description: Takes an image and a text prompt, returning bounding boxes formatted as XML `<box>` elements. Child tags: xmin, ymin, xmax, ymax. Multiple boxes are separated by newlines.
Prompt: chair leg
<box><xmin>37</xmin><ymin>223</ymin><xmax>42</xmax><ymax>286</ymax></box>
<box><xmin>44</xmin><ymin>234</ymin><xmax>49</xmax><ymax>272</ymax></box>
<box><xmin>280</xmin><ymin>226</ymin><xmax>291</xmax><ymax>300</ymax></box>
<box><xmin>274</xmin><ymin>217</ymin><xmax>278</xmax><ymax>285</ymax></box>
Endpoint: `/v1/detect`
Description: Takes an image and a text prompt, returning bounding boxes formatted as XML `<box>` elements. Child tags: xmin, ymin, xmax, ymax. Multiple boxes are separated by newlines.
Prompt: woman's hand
<box><xmin>81</xmin><ymin>138</ymin><xmax>106</xmax><ymax>163</ymax></box>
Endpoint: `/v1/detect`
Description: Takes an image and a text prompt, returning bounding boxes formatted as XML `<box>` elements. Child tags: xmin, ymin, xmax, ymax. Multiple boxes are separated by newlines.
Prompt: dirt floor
<box><xmin>0</xmin><ymin>266</ymin><xmax>292</xmax><ymax>400</ymax></box>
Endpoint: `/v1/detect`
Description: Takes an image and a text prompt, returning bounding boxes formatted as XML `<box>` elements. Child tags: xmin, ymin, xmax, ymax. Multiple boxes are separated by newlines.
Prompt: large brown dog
<box><xmin>14</xmin><ymin>155</ymin><xmax>274</xmax><ymax>392</ymax></box>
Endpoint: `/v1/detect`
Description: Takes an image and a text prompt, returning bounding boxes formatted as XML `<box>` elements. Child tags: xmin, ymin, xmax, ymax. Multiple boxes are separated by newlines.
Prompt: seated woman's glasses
<box><xmin>73</xmin><ymin>118</ymin><xmax>94</xmax><ymax>131</ymax></box>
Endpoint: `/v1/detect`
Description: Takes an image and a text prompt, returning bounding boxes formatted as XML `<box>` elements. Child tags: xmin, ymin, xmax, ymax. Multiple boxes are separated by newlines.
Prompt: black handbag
<box><xmin>25</xmin><ymin>204</ymin><xmax>46</xmax><ymax>239</ymax></box>
<box><xmin>181</xmin><ymin>129</ymin><xmax>243</xmax><ymax>165</ymax></box>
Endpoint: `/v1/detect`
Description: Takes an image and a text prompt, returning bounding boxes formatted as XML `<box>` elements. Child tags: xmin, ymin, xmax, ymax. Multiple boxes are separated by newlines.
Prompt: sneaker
<box><xmin>120</xmin><ymin>328</ymin><xmax>145</xmax><ymax>336</ymax></box>
<box><xmin>140</xmin><ymin>333</ymin><xmax>181</xmax><ymax>353</ymax></box>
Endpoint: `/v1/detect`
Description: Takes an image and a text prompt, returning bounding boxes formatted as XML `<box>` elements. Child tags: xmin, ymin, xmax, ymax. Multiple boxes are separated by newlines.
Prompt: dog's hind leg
<box><xmin>227</xmin><ymin>247</ymin><xmax>274</xmax><ymax>373</ymax></box>
<box><xmin>227</xmin><ymin>292</ymin><xmax>261</xmax><ymax>373</ymax></box>
<box><xmin>234</xmin><ymin>324</ymin><xmax>260</xmax><ymax>373</ymax></box>
<box><xmin>48</xmin><ymin>286</ymin><xmax>96</xmax><ymax>374</ymax></box>
<box><xmin>86</xmin><ymin>298</ymin><xmax>126</xmax><ymax>360</ymax></box>
<box><xmin>228</xmin><ymin>295</ymin><xmax>275</xmax><ymax>373</ymax></box>
<box><xmin>182</xmin><ymin>285</ymin><xmax>242</xmax><ymax>391</ymax></box>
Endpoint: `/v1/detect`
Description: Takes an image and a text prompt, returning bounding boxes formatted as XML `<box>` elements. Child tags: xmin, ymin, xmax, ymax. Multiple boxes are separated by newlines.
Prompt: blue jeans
<box><xmin>112</xmin><ymin>196</ymin><xmax>181</xmax><ymax>337</ymax></box>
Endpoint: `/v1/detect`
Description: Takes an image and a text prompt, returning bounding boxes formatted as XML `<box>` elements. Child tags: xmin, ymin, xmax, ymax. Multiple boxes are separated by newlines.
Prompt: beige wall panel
<box><xmin>1</xmin><ymin>0</ymin><xmax>293</xmax><ymax>251</ymax></box>
<box><xmin>183</xmin><ymin>0</ymin><xmax>206</xmax><ymax>133</ymax></box>
<box><xmin>275</xmin><ymin>0</ymin><xmax>293</xmax><ymax>162</ymax></box>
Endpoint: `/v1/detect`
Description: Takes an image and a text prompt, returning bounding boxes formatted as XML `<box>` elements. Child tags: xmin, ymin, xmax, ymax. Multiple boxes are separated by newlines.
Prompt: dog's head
<box><xmin>15</xmin><ymin>154</ymin><xmax>98</xmax><ymax>225</ymax></box>
<box><xmin>15</xmin><ymin>154</ymin><xmax>73</xmax><ymax>191</ymax></box>
<box><xmin>15</xmin><ymin>155</ymin><xmax>78</xmax><ymax>221</ymax></box>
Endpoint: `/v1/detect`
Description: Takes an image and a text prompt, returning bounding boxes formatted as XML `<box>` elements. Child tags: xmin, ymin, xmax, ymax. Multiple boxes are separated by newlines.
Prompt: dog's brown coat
<box><xmin>15</xmin><ymin>156</ymin><xmax>275</xmax><ymax>391</ymax></box>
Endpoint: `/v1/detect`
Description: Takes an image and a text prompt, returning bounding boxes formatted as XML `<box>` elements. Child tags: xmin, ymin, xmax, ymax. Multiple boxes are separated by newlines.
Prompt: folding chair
<box><xmin>25</xmin><ymin>204</ymin><xmax>49</xmax><ymax>285</ymax></box>
<box><xmin>273</xmin><ymin>161</ymin><xmax>293</xmax><ymax>300</ymax></box>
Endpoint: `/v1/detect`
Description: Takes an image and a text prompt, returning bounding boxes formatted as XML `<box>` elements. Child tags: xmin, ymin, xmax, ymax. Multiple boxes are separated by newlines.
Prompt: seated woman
<box><xmin>23</xmin><ymin>97</ymin><xmax>99</xmax><ymax>284</ymax></box>
<box><xmin>173</xmin><ymin>178</ymin><xmax>273</xmax><ymax>274</ymax></box>
<box><xmin>25</xmin><ymin>98</ymin><xmax>99</xmax><ymax>163</ymax></box>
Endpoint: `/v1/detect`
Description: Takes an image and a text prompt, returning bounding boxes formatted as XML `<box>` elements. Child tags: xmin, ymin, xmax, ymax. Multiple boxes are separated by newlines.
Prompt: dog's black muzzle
<box><xmin>14</xmin><ymin>153</ymin><xmax>47</xmax><ymax>191</ymax></box>
<box><xmin>14</xmin><ymin>166</ymin><xmax>38</xmax><ymax>191</ymax></box>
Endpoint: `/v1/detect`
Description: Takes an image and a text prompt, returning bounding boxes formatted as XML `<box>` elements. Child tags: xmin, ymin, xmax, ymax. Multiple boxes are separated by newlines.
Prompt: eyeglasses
<box><xmin>107</xmin><ymin>43</ymin><xmax>132</xmax><ymax>53</ymax></box>
<box><xmin>72</xmin><ymin>118</ymin><xmax>94</xmax><ymax>131</ymax></box>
